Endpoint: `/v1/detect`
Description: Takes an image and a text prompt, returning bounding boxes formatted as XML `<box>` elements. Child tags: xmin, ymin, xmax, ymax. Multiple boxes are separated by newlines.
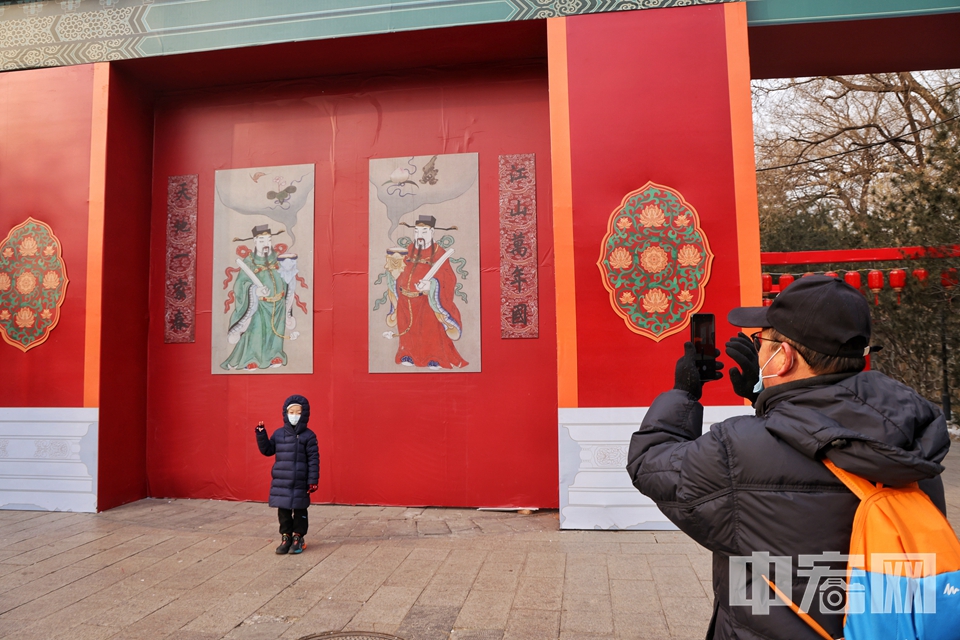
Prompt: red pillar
<box><xmin>550</xmin><ymin>3</ymin><xmax>760</xmax><ymax>409</ymax></box>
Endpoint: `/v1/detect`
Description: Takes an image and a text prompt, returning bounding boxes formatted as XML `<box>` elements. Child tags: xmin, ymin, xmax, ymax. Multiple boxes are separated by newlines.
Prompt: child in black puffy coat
<box><xmin>255</xmin><ymin>394</ymin><xmax>319</xmax><ymax>554</ymax></box>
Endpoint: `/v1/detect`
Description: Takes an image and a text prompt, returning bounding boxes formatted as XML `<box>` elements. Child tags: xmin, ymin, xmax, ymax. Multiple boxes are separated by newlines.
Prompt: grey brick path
<box><xmin>1</xmin><ymin>447</ymin><xmax>958</xmax><ymax>640</ymax></box>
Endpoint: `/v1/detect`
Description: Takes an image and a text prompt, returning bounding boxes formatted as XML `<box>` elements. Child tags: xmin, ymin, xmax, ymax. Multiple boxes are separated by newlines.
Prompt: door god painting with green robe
<box><xmin>212</xmin><ymin>164</ymin><xmax>315</xmax><ymax>374</ymax></box>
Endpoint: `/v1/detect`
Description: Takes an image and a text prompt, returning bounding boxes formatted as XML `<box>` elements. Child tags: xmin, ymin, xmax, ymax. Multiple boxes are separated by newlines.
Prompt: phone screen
<box><xmin>691</xmin><ymin>313</ymin><xmax>716</xmax><ymax>381</ymax></box>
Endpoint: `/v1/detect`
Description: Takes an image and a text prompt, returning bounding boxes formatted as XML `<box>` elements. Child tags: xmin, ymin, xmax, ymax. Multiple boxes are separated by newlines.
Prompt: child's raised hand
<box><xmin>256</xmin><ymin>421</ymin><xmax>265</xmax><ymax>432</ymax></box>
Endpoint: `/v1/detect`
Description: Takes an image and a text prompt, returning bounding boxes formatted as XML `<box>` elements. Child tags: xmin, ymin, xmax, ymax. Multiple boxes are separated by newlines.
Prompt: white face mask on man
<box><xmin>753</xmin><ymin>345</ymin><xmax>783</xmax><ymax>395</ymax></box>
<box><xmin>287</xmin><ymin>413</ymin><xmax>301</xmax><ymax>426</ymax></box>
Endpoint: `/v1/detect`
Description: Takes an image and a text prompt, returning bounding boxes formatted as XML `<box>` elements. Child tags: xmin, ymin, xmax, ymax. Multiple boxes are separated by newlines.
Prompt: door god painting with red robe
<box><xmin>368</xmin><ymin>153</ymin><xmax>480</xmax><ymax>373</ymax></box>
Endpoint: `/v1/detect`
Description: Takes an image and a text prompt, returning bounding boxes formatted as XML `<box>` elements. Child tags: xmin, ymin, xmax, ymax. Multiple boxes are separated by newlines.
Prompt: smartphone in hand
<box><xmin>691</xmin><ymin>313</ymin><xmax>716</xmax><ymax>381</ymax></box>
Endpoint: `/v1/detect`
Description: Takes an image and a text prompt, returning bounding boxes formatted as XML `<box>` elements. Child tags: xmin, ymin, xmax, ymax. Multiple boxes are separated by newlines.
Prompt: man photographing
<box><xmin>626</xmin><ymin>275</ymin><xmax>949</xmax><ymax>639</ymax></box>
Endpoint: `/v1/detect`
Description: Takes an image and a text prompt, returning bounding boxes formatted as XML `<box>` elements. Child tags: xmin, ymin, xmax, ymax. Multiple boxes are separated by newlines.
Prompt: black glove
<box><xmin>674</xmin><ymin>342</ymin><xmax>723</xmax><ymax>400</ymax></box>
<box><xmin>725</xmin><ymin>331</ymin><xmax>760</xmax><ymax>403</ymax></box>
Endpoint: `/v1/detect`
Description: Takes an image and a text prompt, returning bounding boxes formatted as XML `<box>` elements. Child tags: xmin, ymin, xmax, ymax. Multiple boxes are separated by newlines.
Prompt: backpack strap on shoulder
<box><xmin>823</xmin><ymin>458</ymin><xmax>877</xmax><ymax>500</ymax></box>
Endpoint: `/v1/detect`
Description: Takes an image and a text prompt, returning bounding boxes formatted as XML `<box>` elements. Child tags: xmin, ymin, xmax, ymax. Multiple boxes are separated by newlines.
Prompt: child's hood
<box><xmin>282</xmin><ymin>394</ymin><xmax>310</xmax><ymax>433</ymax></box>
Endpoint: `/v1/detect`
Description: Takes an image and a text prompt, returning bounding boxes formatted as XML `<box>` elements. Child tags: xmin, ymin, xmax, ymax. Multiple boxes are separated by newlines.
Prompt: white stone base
<box><xmin>559</xmin><ymin>405</ymin><xmax>752</xmax><ymax>530</ymax></box>
<box><xmin>0</xmin><ymin>407</ymin><xmax>98</xmax><ymax>512</ymax></box>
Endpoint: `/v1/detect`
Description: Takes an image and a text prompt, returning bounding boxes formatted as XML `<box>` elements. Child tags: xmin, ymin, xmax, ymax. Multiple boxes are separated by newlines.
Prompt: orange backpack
<box><xmin>768</xmin><ymin>459</ymin><xmax>960</xmax><ymax>639</ymax></box>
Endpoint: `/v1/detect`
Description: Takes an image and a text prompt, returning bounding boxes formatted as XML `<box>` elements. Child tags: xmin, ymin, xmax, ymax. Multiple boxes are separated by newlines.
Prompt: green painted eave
<box><xmin>2</xmin><ymin>0</ymin><xmax>960</xmax><ymax>72</ymax></box>
<box><xmin>746</xmin><ymin>0</ymin><xmax>960</xmax><ymax>26</ymax></box>
<box><xmin>138</xmin><ymin>1</ymin><xmax>516</xmax><ymax>56</ymax></box>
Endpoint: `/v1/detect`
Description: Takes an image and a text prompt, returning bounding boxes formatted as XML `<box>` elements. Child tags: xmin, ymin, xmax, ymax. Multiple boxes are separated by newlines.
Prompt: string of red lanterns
<box><xmin>761</xmin><ymin>267</ymin><xmax>958</xmax><ymax>306</ymax></box>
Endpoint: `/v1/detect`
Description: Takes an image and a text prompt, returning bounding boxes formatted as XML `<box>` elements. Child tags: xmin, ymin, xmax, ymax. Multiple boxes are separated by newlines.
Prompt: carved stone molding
<box><xmin>558</xmin><ymin>405</ymin><xmax>752</xmax><ymax>530</ymax></box>
<box><xmin>0</xmin><ymin>407</ymin><xmax>98</xmax><ymax>512</ymax></box>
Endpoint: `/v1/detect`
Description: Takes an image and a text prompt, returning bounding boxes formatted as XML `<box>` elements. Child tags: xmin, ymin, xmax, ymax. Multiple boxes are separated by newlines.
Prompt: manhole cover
<box><xmin>299</xmin><ymin>634</ymin><xmax>405</xmax><ymax>640</ymax></box>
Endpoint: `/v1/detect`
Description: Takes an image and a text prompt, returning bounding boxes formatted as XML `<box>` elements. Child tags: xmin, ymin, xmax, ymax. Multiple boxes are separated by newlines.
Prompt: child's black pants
<box><xmin>277</xmin><ymin>508</ymin><xmax>309</xmax><ymax>536</ymax></box>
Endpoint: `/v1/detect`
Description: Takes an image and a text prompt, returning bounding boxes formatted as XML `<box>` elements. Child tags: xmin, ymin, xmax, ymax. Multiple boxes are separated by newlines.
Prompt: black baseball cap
<box><xmin>728</xmin><ymin>275</ymin><xmax>871</xmax><ymax>357</ymax></box>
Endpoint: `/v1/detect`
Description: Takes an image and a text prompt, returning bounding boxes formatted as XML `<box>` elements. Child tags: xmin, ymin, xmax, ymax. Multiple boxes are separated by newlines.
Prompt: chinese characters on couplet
<box><xmin>175</xmin><ymin>181</ymin><xmax>192</xmax><ymax>203</ymax></box>
<box><xmin>509</xmin><ymin>232</ymin><xmax>528</xmax><ymax>259</ymax></box>
<box><xmin>510</xmin><ymin>265</ymin><xmax>527</xmax><ymax>294</ymax></box>
<box><xmin>164</xmin><ymin>175</ymin><xmax>199</xmax><ymax>344</ymax></box>
<box><xmin>499</xmin><ymin>154</ymin><xmax>539</xmax><ymax>339</ymax></box>
<box><xmin>511</xmin><ymin>303</ymin><xmax>529</xmax><ymax>327</ymax></box>
<box><xmin>508</xmin><ymin>163</ymin><xmax>529</xmax><ymax>183</ymax></box>
<box><xmin>509</xmin><ymin>200</ymin><xmax>528</xmax><ymax>217</ymax></box>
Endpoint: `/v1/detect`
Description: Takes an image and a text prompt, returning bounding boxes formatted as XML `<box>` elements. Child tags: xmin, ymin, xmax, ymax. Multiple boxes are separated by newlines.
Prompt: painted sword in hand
<box><xmin>235</xmin><ymin>257</ymin><xmax>266</xmax><ymax>290</ymax></box>
<box><xmin>417</xmin><ymin>247</ymin><xmax>454</xmax><ymax>290</ymax></box>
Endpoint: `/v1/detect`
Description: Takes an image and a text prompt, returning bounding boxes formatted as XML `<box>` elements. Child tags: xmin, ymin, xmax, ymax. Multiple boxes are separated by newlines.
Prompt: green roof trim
<box><xmin>138</xmin><ymin>1</ymin><xmax>517</xmax><ymax>56</ymax></box>
<box><xmin>0</xmin><ymin>0</ymin><xmax>737</xmax><ymax>70</ymax></box>
<box><xmin>746</xmin><ymin>0</ymin><xmax>960</xmax><ymax>26</ymax></box>
<box><xmin>1</xmin><ymin>0</ymin><xmax>958</xmax><ymax>71</ymax></box>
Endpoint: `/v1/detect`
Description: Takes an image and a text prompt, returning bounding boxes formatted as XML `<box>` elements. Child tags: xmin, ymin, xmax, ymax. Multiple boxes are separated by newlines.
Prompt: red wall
<box><xmin>0</xmin><ymin>66</ymin><xmax>93</xmax><ymax>408</ymax></box>
<box><xmin>147</xmin><ymin>62</ymin><xmax>559</xmax><ymax>507</ymax></box>
<box><xmin>97</xmin><ymin>67</ymin><xmax>154</xmax><ymax>510</ymax></box>
<box><xmin>566</xmin><ymin>6</ymin><xmax>747</xmax><ymax>408</ymax></box>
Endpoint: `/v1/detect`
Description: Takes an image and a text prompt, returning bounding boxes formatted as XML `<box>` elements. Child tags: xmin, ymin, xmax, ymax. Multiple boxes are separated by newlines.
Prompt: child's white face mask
<box><xmin>287</xmin><ymin>413</ymin><xmax>301</xmax><ymax>426</ymax></box>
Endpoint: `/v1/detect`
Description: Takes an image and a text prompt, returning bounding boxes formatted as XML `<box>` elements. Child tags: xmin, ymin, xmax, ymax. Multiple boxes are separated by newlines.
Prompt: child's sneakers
<box><xmin>291</xmin><ymin>533</ymin><xmax>305</xmax><ymax>554</ymax></box>
<box><xmin>275</xmin><ymin>533</ymin><xmax>292</xmax><ymax>555</ymax></box>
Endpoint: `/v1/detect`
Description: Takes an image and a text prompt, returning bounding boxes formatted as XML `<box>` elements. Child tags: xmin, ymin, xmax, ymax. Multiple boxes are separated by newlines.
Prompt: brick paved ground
<box><xmin>1</xmin><ymin>447</ymin><xmax>958</xmax><ymax>640</ymax></box>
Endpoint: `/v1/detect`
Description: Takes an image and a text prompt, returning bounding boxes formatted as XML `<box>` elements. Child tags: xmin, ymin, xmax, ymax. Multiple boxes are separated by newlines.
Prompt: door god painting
<box><xmin>212</xmin><ymin>165</ymin><xmax>314</xmax><ymax>374</ymax></box>
<box><xmin>369</xmin><ymin>154</ymin><xmax>480</xmax><ymax>373</ymax></box>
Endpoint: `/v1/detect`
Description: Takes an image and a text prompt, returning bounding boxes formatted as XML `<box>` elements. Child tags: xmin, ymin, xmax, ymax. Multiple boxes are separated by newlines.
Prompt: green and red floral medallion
<box><xmin>0</xmin><ymin>218</ymin><xmax>69</xmax><ymax>352</ymax></box>
<box><xmin>598</xmin><ymin>182</ymin><xmax>713</xmax><ymax>341</ymax></box>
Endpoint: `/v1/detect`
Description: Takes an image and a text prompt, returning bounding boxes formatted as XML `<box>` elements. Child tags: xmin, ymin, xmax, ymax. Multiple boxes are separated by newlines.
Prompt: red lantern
<box><xmin>868</xmin><ymin>270</ymin><xmax>884</xmax><ymax>306</ymax></box>
<box><xmin>943</xmin><ymin>269</ymin><xmax>959</xmax><ymax>290</ymax></box>
<box><xmin>889</xmin><ymin>269</ymin><xmax>906</xmax><ymax>304</ymax></box>
<box><xmin>802</xmin><ymin>272</ymin><xmax>815</xmax><ymax>278</ymax></box>
<box><xmin>779</xmin><ymin>274</ymin><xmax>795</xmax><ymax>290</ymax></box>
<box><xmin>762</xmin><ymin>298</ymin><xmax>773</xmax><ymax>307</ymax></box>
<box><xmin>761</xmin><ymin>273</ymin><xmax>773</xmax><ymax>295</ymax></box>
<box><xmin>913</xmin><ymin>268</ymin><xmax>929</xmax><ymax>288</ymax></box>
<box><xmin>824</xmin><ymin>271</ymin><xmax>839</xmax><ymax>278</ymax></box>
<box><xmin>844</xmin><ymin>270</ymin><xmax>862</xmax><ymax>291</ymax></box>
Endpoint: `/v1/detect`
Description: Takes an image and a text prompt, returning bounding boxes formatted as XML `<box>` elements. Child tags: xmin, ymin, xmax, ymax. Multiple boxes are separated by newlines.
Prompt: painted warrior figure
<box><xmin>382</xmin><ymin>215</ymin><xmax>468</xmax><ymax>370</ymax></box>
<box><xmin>222</xmin><ymin>225</ymin><xmax>300</xmax><ymax>370</ymax></box>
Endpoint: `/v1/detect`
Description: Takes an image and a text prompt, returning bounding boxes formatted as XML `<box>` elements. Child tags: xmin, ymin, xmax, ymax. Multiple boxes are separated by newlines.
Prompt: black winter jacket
<box><xmin>256</xmin><ymin>394</ymin><xmax>320</xmax><ymax>510</ymax></box>
<box><xmin>626</xmin><ymin>370</ymin><xmax>949</xmax><ymax>640</ymax></box>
